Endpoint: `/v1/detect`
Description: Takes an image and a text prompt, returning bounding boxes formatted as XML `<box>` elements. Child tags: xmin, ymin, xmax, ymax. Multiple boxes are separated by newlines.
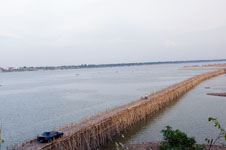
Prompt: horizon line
<box><xmin>1</xmin><ymin>58</ymin><xmax>226</xmax><ymax>69</ymax></box>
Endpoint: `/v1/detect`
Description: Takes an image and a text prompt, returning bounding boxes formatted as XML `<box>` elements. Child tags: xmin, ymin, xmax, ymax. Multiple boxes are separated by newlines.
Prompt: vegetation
<box><xmin>205</xmin><ymin>117</ymin><xmax>226</xmax><ymax>150</ymax></box>
<box><xmin>160</xmin><ymin>126</ymin><xmax>204</xmax><ymax>150</ymax></box>
<box><xmin>160</xmin><ymin>118</ymin><xmax>226</xmax><ymax>150</ymax></box>
<box><xmin>114</xmin><ymin>119</ymin><xmax>226</xmax><ymax>150</ymax></box>
<box><xmin>1</xmin><ymin>59</ymin><xmax>226</xmax><ymax>73</ymax></box>
<box><xmin>0</xmin><ymin>139</ymin><xmax>4</xmax><ymax>144</ymax></box>
<box><xmin>0</xmin><ymin>126</ymin><xmax>4</xmax><ymax>147</ymax></box>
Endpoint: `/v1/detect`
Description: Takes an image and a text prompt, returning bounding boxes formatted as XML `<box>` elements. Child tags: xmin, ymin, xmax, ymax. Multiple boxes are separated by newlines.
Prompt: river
<box><xmin>0</xmin><ymin>62</ymin><xmax>225</xmax><ymax>149</ymax></box>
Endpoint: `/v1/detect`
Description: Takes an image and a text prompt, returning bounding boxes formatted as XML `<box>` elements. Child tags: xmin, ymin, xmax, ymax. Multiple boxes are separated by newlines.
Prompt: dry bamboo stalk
<box><xmin>12</xmin><ymin>69</ymin><xmax>226</xmax><ymax>150</ymax></box>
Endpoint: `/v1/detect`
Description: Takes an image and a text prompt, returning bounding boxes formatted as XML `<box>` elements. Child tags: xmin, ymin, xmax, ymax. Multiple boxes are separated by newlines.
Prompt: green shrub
<box><xmin>160</xmin><ymin>126</ymin><xmax>204</xmax><ymax>150</ymax></box>
<box><xmin>205</xmin><ymin>117</ymin><xmax>226</xmax><ymax>149</ymax></box>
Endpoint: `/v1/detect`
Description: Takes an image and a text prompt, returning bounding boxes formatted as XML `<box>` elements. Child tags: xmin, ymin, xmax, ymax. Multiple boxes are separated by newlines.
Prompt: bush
<box><xmin>160</xmin><ymin>126</ymin><xmax>204</xmax><ymax>150</ymax></box>
<box><xmin>205</xmin><ymin>117</ymin><xmax>226</xmax><ymax>149</ymax></box>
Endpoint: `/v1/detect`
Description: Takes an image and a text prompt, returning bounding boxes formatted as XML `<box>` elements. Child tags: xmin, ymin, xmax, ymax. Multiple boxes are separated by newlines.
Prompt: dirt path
<box><xmin>10</xmin><ymin>83</ymin><xmax>180</xmax><ymax>150</ymax></box>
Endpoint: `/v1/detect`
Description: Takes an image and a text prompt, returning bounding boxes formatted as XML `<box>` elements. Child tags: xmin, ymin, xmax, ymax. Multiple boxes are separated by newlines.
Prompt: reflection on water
<box><xmin>102</xmin><ymin>98</ymin><xmax>181</xmax><ymax>150</ymax></box>
<box><xmin>118</xmin><ymin>74</ymin><xmax>226</xmax><ymax>146</ymax></box>
<box><xmin>0</xmin><ymin>62</ymin><xmax>225</xmax><ymax>149</ymax></box>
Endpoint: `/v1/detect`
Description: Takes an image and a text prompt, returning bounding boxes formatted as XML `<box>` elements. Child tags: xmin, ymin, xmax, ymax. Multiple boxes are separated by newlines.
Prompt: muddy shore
<box><xmin>207</xmin><ymin>92</ymin><xmax>226</xmax><ymax>97</ymax></box>
<box><xmin>103</xmin><ymin>142</ymin><xmax>226</xmax><ymax>150</ymax></box>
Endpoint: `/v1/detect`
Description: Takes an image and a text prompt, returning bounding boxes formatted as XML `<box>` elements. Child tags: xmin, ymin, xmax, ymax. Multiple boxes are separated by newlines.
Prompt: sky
<box><xmin>0</xmin><ymin>0</ymin><xmax>226</xmax><ymax>67</ymax></box>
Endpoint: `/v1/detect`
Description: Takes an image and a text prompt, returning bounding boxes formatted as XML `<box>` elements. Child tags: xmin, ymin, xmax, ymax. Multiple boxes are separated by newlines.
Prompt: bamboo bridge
<box><xmin>11</xmin><ymin>69</ymin><xmax>226</xmax><ymax>150</ymax></box>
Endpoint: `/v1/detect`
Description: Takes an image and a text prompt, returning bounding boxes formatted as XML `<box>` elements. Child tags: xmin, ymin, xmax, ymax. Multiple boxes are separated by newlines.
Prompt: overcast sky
<box><xmin>0</xmin><ymin>0</ymin><xmax>226</xmax><ymax>67</ymax></box>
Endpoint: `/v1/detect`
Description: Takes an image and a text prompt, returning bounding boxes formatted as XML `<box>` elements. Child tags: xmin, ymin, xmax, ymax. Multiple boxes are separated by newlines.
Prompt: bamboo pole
<box><xmin>11</xmin><ymin>69</ymin><xmax>226</xmax><ymax>150</ymax></box>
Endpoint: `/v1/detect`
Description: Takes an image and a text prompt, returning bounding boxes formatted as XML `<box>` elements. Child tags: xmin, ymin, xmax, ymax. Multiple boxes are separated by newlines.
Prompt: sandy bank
<box><xmin>126</xmin><ymin>142</ymin><xmax>225</xmax><ymax>150</ymax></box>
<box><xmin>207</xmin><ymin>92</ymin><xmax>226</xmax><ymax>97</ymax></box>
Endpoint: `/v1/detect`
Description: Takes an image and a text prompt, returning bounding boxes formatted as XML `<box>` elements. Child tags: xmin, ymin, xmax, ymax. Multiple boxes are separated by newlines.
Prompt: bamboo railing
<box><xmin>11</xmin><ymin>69</ymin><xmax>226</xmax><ymax>150</ymax></box>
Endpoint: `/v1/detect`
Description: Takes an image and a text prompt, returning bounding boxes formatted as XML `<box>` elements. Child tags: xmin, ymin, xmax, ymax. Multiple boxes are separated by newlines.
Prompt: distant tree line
<box><xmin>0</xmin><ymin>59</ymin><xmax>226</xmax><ymax>73</ymax></box>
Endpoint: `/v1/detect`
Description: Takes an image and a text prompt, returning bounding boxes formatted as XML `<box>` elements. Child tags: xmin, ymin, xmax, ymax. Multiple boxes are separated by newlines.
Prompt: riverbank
<box><xmin>1</xmin><ymin>59</ymin><xmax>226</xmax><ymax>73</ymax></box>
<box><xmin>126</xmin><ymin>142</ymin><xmax>225</xmax><ymax>150</ymax></box>
<box><xmin>183</xmin><ymin>63</ymin><xmax>226</xmax><ymax>70</ymax></box>
<box><xmin>207</xmin><ymin>92</ymin><xmax>226</xmax><ymax>97</ymax></box>
<box><xmin>102</xmin><ymin>142</ymin><xmax>226</xmax><ymax>150</ymax></box>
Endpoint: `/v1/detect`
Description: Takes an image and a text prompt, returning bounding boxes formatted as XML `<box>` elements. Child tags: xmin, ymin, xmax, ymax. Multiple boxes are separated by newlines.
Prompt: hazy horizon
<box><xmin>1</xmin><ymin>0</ymin><xmax>226</xmax><ymax>67</ymax></box>
<box><xmin>1</xmin><ymin>58</ymin><xmax>226</xmax><ymax>68</ymax></box>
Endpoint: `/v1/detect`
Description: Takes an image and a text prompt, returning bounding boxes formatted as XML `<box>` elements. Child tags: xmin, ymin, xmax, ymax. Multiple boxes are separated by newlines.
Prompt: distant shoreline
<box><xmin>0</xmin><ymin>59</ymin><xmax>226</xmax><ymax>73</ymax></box>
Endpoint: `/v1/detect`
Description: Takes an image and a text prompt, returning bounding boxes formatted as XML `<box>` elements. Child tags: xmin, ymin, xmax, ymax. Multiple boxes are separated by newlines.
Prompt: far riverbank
<box><xmin>1</xmin><ymin>59</ymin><xmax>226</xmax><ymax>73</ymax></box>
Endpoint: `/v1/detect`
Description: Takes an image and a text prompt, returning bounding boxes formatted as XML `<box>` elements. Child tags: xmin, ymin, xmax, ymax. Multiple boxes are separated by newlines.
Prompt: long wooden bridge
<box><xmin>10</xmin><ymin>69</ymin><xmax>226</xmax><ymax>150</ymax></box>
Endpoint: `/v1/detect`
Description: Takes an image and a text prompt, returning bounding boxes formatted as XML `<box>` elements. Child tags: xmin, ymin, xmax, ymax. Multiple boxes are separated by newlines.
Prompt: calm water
<box><xmin>0</xmin><ymin>62</ymin><xmax>225</xmax><ymax>149</ymax></box>
<box><xmin>121</xmin><ymin>73</ymin><xmax>226</xmax><ymax>145</ymax></box>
